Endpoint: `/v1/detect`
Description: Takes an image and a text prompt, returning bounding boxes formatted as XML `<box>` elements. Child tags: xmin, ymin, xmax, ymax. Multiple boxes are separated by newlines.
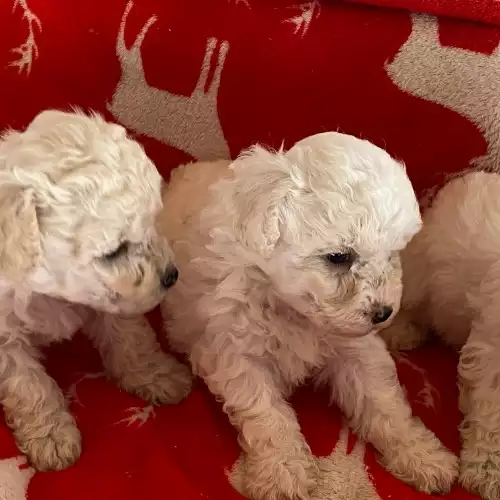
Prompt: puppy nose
<box><xmin>372</xmin><ymin>305</ymin><xmax>393</xmax><ymax>324</ymax></box>
<box><xmin>161</xmin><ymin>265</ymin><xmax>179</xmax><ymax>289</ymax></box>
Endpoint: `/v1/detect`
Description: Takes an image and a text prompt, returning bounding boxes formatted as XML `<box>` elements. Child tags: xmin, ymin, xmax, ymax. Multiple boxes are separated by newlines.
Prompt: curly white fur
<box><xmin>161</xmin><ymin>132</ymin><xmax>458</xmax><ymax>499</ymax></box>
<box><xmin>380</xmin><ymin>171</ymin><xmax>500</xmax><ymax>500</ymax></box>
<box><xmin>0</xmin><ymin>110</ymin><xmax>192</xmax><ymax>472</ymax></box>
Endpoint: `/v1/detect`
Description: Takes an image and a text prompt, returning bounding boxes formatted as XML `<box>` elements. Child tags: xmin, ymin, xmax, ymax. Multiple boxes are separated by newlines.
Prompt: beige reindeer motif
<box><xmin>108</xmin><ymin>1</ymin><xmax>230</xmax><ymax>161</ymax></box>
<box><xmin>116</xmin><ymin>405</ymin><xmax>156</xmax><ymax>427</ymax></box>
<box><xmin>386</xmin><ymin>14</ymin><xmax>500</xmax><ymax>171</ymax></box>
<box><xmin>229</xmin><ymin>424</ymin><xmax>381</xmax><ymax>500</ymax></box>
<box><xmin>232</xmin><ymin>0</ymin><xmax>250</xmax><ymax>8</ymax></box>
<box><xmin>393</xmin><ymin>352</ymin><xmax>439</xmax><ymax>410</ymax></box>
<box><xmin>10</xmin><ymin>0</ymin><xmax>41</xmax><ymax>75</ymax></box>
<box><xmin>285</xmin><ymin>0</ymin><xmax>321</xmax><ymax>37</ymax></box>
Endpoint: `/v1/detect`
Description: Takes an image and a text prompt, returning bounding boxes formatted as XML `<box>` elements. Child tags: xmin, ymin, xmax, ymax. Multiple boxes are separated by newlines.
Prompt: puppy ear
<box><xmin>230</xmin><ymin>146</ymin><xmax>297</xmax><ymax>257</ymax></box>
<box><xmin>239</xmin><ymin>191</ymin><xmax>282</xmax><ymax>257</ymax></box>
<box><xmin>0</xmin><ymin>186</ymin><xmax>40</xmax><ymax>282</ymax></box>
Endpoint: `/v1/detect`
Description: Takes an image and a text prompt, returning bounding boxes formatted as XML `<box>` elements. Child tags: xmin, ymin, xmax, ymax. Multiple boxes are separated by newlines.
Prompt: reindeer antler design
<box><xmin>285</xmin><ymin>0</ymin><xmax>320</xmax><ymax>37</ymax></box>
<box><xmin>10</xmin><ymin>0</ymin><xmax>42</xmax><ymax>75</ymax></box>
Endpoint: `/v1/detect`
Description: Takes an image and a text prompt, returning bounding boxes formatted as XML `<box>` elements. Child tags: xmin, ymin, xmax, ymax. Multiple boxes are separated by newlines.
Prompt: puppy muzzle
<box><xmin>160</xmin><ymin>265</ymin><xmax>179</xmax><ymax>289</ymax></box>
<box><xmin>371</xmin><ymin>305</ymin><xmax>393</xmax><ymax>324</ymax></box>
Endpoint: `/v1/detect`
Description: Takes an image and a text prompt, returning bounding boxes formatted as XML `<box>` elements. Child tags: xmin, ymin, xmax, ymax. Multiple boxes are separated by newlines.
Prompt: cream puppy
<box><xmin>0</xmin><ymin>110</ymin><xmax>192</xmax><ymax>472</ymax></box>
<box><xmin>161</xmin><ymin>132</ymin><xmax>458</xmax><ymax>500</ymax></box>
<box><xmin>380</xmin><ymin>171</ymin><xmax>500</xmax><ymax>500</ymax></box>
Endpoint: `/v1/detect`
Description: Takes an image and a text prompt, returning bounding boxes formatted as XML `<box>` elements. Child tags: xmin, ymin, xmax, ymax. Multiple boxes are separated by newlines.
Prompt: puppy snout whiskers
<box><xmin>371</xmin><ymin>305</ymin><xmax>393</xmax><ymax>324</ymax></box>
<box><xmin>161</xmin><ymin>265</ymin><xmax>179</xmax><ymax>289</ymax></box>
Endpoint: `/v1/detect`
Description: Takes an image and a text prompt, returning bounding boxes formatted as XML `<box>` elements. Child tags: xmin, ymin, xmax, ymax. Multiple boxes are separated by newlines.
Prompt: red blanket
<box><xmin>1</xmin><ymin>0</ymin><xmax>498</xmax><ymax>498</ymax></box>
<box><xmin>345</xmin><ymin>0</ymin><xmax>500</xmax><ymax>25</ymax></box>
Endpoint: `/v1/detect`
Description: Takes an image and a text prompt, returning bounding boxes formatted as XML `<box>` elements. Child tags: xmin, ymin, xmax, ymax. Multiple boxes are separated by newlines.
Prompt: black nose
<box><xmin>161</xmin><ymin>265</ymin><xmax>179</xmax><ymax>289</ymax></box>
<box><xmin>372</xmin><ymin>306</ymin><xmax>393</xmax><ymax>324</ymax></box>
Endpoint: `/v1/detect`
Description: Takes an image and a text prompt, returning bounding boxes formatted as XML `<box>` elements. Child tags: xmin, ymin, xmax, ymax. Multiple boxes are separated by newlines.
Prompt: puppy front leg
<box><xmin>323</xmin><ymin>334</ymin><xmax>458</xmax><ymax>493</ymax></box>
<box><xmin>0</xmin><ymin>331</ymin><xmax>81</xmax><ymax>471</ymax></box>
<box><xmin>458</xmin><ymin>312</ymin><xmax>500</xmax><ymax>500</ymax></box>
<box><xmin>83</xmin><ymin>313</ymin><xmax>192</xmax><ymax>404</ymax></box>
<box><xmin>197</xmin><ymin>351</ymin><xmax>317</xmax><ymax>500</ymax></box>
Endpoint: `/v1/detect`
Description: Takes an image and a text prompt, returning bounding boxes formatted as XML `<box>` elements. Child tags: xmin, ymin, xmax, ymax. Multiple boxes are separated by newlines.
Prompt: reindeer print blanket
<box><xmin>0</xmin><ymin>0</ymin><xmax>496</xmax><ymax>498</ymax></box>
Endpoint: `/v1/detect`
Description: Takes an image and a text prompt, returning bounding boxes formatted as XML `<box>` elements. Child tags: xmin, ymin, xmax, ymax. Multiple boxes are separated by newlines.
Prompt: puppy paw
<box><xmin>380</xmin><ymin>420</ymin><xmax>459</xmax><ymax>493</ymax></box>
<box><xmin>119</xmin><ymin>355</ymin><xmax>193</xmax><ymax>405</ymax></box>
<box><xmin>16</xmin><ymin>411</ymin><xmax>81</xmax><ymax>471</ymax></box>
<box><xmin>460</xmin><ymin>442</ymin><xmax>500</xmax><ymax>499</ymax></box>
<box><xmin>242</xmin><ymin>444</ymin><xmax>318</xmax><ymax>500</ymax></box>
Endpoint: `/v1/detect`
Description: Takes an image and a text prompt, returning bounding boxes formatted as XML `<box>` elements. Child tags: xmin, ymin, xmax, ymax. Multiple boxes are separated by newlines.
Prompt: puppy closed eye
<box><xmin>103</xmin><ymin>241</ymin><xmax>130</xmax><ymax>260</ymax></box>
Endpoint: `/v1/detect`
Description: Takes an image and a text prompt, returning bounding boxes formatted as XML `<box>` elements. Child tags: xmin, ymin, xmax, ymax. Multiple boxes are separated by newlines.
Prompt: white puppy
<box><xmin>0</xmin><ymin>110</ymin><xmax>192</xmax><ymax>472</ymax></box>
<box><xmin>380</xmin><ymin>171</ymin><xmax>500</xmax><ymax>500</ymax></box>
<box><xmin>161</xmin><ymin>132</ymin><xmax>458</xmax><ymax>500</ymax></box>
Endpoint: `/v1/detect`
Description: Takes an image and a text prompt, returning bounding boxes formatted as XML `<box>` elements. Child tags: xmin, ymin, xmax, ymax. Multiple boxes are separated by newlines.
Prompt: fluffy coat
<box><xmin>0</xmin><ymin>110</ymin><xmax>192</xmax><ymax>472</ymax></box>
<box><xmin>380</xmin><ymin>171</ymin><xmax>500</xmax><ymax>500</ymax></box>
<box><xmin>161</xmin><ymin>132</ymin><xmax>458</xmax><ymax>500</ymax></box>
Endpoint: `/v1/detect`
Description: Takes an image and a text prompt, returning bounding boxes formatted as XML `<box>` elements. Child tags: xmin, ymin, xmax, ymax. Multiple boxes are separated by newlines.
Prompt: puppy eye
<box><xmin>325</xmin><ymin>253</ymin><xmax>354</xmax><ymax>265</ymax></box>
<box><xmin>103</xmin><ymin>241</ymin><xmax>130</xmax><ymax>260</ymax></box>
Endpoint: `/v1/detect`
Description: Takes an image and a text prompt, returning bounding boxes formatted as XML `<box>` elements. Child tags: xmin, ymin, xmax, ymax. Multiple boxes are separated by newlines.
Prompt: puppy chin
<box><xmin>333</xmin><ymin>324</ymin><xmax>375</xmax><ymax>339</ymax></box>
<box><xmin>74</xmin><ymin>292</ymin><xmax>163</xmax><ymax>316</ymax></box>
<box><xmin>111</xmin><ymin>293</ymin><xmax>166</xmax><ymax>316</ymax></box>
<box><xmin>341</xmin><ymin>328</ymin><xmax>376</xmax><ymax>339</ymax></box>
<box><xmin>310</xmin><ymin>313</ymin><xmax>374</xmax><ymax>338</ymax></box>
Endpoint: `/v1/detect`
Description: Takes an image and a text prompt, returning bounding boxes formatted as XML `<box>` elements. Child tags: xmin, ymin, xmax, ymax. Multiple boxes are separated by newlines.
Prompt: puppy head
<box><xmin>0</xmin><ymin>109</ymin><xmax>175</xmax><ymax>314</ymax></box>
<box><xmin>225</xmin><ymin>132</ymin><xmax>421</xmax><ymax>337</ymax></box>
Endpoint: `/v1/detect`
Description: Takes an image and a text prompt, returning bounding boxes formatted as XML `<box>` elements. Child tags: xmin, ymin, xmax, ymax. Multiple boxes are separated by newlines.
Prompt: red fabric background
<box><xmin>0</xmin><ymin>0</ymin><xmax>495</xmax><ymax>498</ymax></box>
<box><xmin>344</xmin><ymin>0</ymin><xmax>500</xmax><ymax>26</ymax></box>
